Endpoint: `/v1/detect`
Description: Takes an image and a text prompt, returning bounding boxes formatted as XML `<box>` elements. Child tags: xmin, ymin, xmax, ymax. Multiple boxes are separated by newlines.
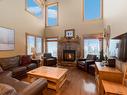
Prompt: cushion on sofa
<box><xmin>0</xmin><ymin>56</ymin><xmax>20</xmax><ymax>70</ymax></box>
<box><xmin>8</xmin><ymin>67</ymin><xmax>27</xmax><ymax>78</ymax></box>
<box><xmin>20</xmin><ymin>55</ymin><xmax>31</xmax><ymax>66</ymax></box>
<box><xmin>0</xmin><ymin>83</ymin><xmax>18</xmax><ymax>95</ymax></box>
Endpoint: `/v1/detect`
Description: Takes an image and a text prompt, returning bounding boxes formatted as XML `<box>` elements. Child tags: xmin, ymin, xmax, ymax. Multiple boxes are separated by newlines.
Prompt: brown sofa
<box><xmin>43</xmin><ymin>53</ymin><xmax>57</xmax><ymax>66</ymax></box>
<box><xmin>0</xmin><ymin>55</ymin><xmax>39</xmax><ymax>79</ymax></box>
<box><xmin>0</xmin><ymin>68</ymin><xmax>48</xmax><ymax>95</ymax></box>
<box><xmin>0</xmin><ymin>66</ymin><xmax>12</xmax><ymax>77</ymax></box>
<box><xmin>0</xmin><ymin>76</ymin><xmax>48</xmax><ymax>95</ymax></box>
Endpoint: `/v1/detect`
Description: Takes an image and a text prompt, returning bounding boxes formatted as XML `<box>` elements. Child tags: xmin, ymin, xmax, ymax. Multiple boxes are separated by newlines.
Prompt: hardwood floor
<box><xmin>45</xmin><ymin>67</ymin><xmax>97</xmax><ymax>95</ymax></box>
<box><xmin>23</xmin><ymin>67</ymin><xmax>97</xmax><ymax>95</ymax></box>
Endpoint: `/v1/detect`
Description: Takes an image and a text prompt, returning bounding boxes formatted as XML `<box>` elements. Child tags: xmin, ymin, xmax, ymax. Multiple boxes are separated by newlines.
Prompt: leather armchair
<box><xmin>77</xmin><ymin>54</ymin><xmax>97</xmax><ymax>73</ymax></box>
<box><xmin>43</xmin><ymin>53</ymin><xmax>57</xmax><ymax>66</ymax></box>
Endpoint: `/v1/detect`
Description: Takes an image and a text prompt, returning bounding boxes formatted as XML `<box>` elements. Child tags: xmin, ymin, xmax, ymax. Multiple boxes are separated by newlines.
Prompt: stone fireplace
<box><xmin>58</xmin><ymin>37</ymin><xmax>81</xmax><ymax>65</ymax></box>
<box><xmin>63</xmin><ymin>50</ymin><xmax>76</xmax><ymax>62</ymax></box>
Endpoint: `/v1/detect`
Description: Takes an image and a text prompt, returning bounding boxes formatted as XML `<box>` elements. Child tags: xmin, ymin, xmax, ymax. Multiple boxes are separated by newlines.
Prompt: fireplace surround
<box><xmin>58</xmin><ymin>37</ymin><xmax>81</xmax><ymax>64</ymax></box>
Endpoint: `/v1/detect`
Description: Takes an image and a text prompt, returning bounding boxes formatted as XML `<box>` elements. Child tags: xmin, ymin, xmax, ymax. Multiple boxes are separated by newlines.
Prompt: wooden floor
<box><xmin>45</xmin><ymin>67</ymin><xmax>97</xmax><ymax>95</ymax></box>
<box><xmin>23</xmin><ymin>67</ymin><xmax>97</xmax><ymax>95</ymax></box>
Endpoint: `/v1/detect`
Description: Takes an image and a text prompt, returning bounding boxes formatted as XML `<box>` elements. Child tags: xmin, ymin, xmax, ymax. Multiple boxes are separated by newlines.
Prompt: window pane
<box><xmin>47</xmin><ymin>4</ymin><xmax>58</xmax><ymax>26</ymax></box>
<box><xmin>0</xmin><ymin>27</ymin><xmax>15</xmax><ymax>50</ymax></box>
<box><xmin>109</xmin><ymin>39</ymin><xmax>120</xmax><ymax>58</ymax></box>
<box><xmin>84</xmin><ymin>39</ymin><xmax>100</xmax><ymax>58</ymax></box>
<box><xmin>84</xmin><ymin>0</ymin><xmax>101</xmax><ymax>20</ymax></box>
<box><xmin>47</xmin><ymin>42</ymin><xmax>57</xmax><ymax>57</ymax></box>
<box><xmin>27</xmin><ymin>0</ymin><xmax>42</xmax><ymax>18</ymax></box>
<box><xmin>27</xmin><ymin>35</ymin><xmax>35</xmax><ymax>55</ymax></box>
<box><xmin>36</xmin><ymin>37</ymin><xmax>42</xmax><ymax>54</ymax></box>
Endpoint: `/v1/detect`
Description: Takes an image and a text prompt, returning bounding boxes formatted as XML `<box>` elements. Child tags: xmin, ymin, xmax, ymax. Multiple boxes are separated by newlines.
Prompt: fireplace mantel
<box><xmin>58</xmin><ymin>37</ymin><xmax>80</xmax><ymax>43</ymax></box>
<box><xmin>58</xmin><ymin>37</ymin><xmax>81</xmax><ymax>64</ymax></box>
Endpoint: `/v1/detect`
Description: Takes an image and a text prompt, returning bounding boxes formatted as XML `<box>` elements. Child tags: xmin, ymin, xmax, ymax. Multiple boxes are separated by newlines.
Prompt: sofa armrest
<box><xmin>77</xmin><ymin>58</ymin><xmax>86</xmax><ymax>62</ymax></box>
<box><xmin>31</xmin><ymin>59</ymin><xmax>40</xmax><ymax>67</ymax></box>
<box><xmin>21</xmin><ymin>78</ymin><xmax>48</xmax><ymax>95</ymax></box>
<box><xmin>86</xmin><ymin>60</ymin><xmax>95</xmax><ymax>70</ymax></box>
<box><xmin>51</xmin><ymin>56</ymin><xmax>56</xmax><ymax>58</ymax></box>
<box><xmin>86</xmin><ymin>60</ymin><xmax>95</xmax><ymax>65</ymax></box>
<box><xmin>51</xmin><ymin>57</ymin><xmax>57</xmax><ymax>61</ymax></box>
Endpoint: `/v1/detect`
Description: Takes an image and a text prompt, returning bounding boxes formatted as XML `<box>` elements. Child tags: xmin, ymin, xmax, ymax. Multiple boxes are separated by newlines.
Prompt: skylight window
<box><xmin>26</xmin><ymin>0</ymin><xmax>42</xmax><ymax>18</ymax></box>
<box><xmin>84</xmin><ymin>0</ymin><xmax>102</xmax><ymax>20</ymax></box>
<box><xmin>46</xmin><ymin>3</ymin><xmax>58</xmax><ymax>26</ymax></box>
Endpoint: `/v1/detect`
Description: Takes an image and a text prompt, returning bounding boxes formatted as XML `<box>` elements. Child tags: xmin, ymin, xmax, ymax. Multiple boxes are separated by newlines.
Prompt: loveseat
<box><xmin>43</xmin><ymin>53</ymin><xmax>57</xmax><ymax>66</ymax></box>
<box><xmin>0</xmin><ymin>55</ymin><xmax>39</xmax><ymax>79</ymax></box>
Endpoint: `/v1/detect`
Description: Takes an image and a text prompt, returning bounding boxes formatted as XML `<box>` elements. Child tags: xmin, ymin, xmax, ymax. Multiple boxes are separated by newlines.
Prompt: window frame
<box><xmin>25</xmin><ymin>0</ymin><xmax>44</xmax><ymax>19</ymax></box>
<box><xmin>45</xmin><ymin>37</ymin><xmax>58</xmax><ymax>57</ymax></box>
<box><xmin>36</xmin><ymin>36</ymin><xmax>43</xmax><ymax>54</ymax></box>
<box><xmin>82</xmin><ymin>0</ymin><xmax>103</xmax><ymax>21</ymax></box>
<box><xmin>26</xmin><ymin>33</ymin><xmax>43</xmax><ymax>55</ymax></box>
<box><xmin>0</xmin><ymin>26</ymin><xmax>15</xmax><ymax>51</ymax></box>
<box><xmin>45</xmin><ymin>2</ymin><xmax>59</xmax><ymax>27</ymax></box>
<box><xmin>83</xmin><ymin>38</ymin><xmax>100</xmax><ymax>58</ymax></box>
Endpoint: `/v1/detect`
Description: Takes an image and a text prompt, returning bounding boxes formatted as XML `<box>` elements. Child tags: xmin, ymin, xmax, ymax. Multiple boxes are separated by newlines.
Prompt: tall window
<box><xmin>36</xmin><ymin>37</ymin><xmax>42</xmax><ymax>54</ymax></box>
<box><xmin>84</xmin><ymin>39</ymin><xmax>100</xmax><ymax>58</ymax></box>
<box><xmin>46</xmin><ymin>37</ymin><xmax>58</xmax><ymax>57</ymax></box>
<box><xmin>84</xmin><ymin>0</ymin><xmax>102</xmax><ymax>20</ymax></box>
<box><xmin>26</xmin><ymin>34</ymin><xmax>42</xmax><ymax>55</ymax></box>
<box><xmin>26</xmin><ymin>0</ymin><xmax>43</xmax><ymax>18</ymax></box>
<box><xmin>46</xmin><ymin>3</ymin><xmax>58</xmax><ymax>26</ymax></box>
<box><xmin>27</xmin><ymin>35</ymin><xmax>35</xmax><ymax>55</ymax></box>
<box><xmin>109</xmin><ymin>39</ymin><xmax>120</xmax><ymax>58</ymax></box>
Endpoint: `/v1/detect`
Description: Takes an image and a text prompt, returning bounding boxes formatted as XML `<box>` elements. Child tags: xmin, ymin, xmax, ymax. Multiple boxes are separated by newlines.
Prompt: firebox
<box><xmin>63</xmin><ymin>50</ymin><xmax>76</xmax><ymax>62</ymax></box>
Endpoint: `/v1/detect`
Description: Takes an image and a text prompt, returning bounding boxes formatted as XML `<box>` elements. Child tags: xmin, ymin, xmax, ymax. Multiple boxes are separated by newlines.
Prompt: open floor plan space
<box><xmin>0</xmin><ymin>0</ymin><xmax>127</xmax><ymax>95</ymax></box>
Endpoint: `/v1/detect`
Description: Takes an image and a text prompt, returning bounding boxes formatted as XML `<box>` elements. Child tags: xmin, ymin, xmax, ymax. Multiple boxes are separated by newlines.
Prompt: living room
<box><xmin>0</xmin><ymin>0</ymin><xmax>127</xmax><ymax>95</ymax></box>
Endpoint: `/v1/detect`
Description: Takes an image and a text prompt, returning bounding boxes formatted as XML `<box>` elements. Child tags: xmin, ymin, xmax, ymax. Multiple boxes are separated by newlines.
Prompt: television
<box><xmin>109</xmin><ymin>33</ymin><xmax>127</xmax><ymax>62</ymax></box>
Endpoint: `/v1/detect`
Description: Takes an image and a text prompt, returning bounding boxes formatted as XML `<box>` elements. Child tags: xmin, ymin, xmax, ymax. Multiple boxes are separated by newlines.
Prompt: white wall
<box><xmin>45</xmin><ymin>0</ymin><xmax>104</xmax><ymax>37</ymax></box>
<box><xmin>0</xmin><ymin>0</ymin><xmax>45</xmax><ymax>57</ymax></box>
<box><xmin>103</xmin><ymin>0</ymin><xmax>127</xmax><ymax>38</ymax></box>
<box><xmin>103</xmin><ymin>0</ymin><xmax>127</xmax><ymax>76</ymax></box>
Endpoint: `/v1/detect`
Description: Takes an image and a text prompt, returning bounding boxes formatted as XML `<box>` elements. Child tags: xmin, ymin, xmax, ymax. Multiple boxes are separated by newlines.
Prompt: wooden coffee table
<box><xmin>27</xmin><ymin>66</ymin><xmax>68</xmax><ymax>91</ymax></box>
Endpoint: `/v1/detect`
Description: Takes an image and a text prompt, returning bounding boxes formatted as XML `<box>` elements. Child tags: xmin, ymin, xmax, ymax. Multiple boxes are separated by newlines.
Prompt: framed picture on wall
<box><xmin>65</xmin><ymin>29</ymin><xmax>75</xmax><ymax>38</ymax></box>
<box><xmin>0</xmin><ymin>27</ymin><xmax>15</xmax><ymax>50</ymax></box>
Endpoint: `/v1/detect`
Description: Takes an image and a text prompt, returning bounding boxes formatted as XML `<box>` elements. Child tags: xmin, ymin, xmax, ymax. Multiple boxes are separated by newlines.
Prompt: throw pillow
<box><xmin>20</xmin><ymin>55</ymin><xmax>31</xmax><ymax>66</ymax></box>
